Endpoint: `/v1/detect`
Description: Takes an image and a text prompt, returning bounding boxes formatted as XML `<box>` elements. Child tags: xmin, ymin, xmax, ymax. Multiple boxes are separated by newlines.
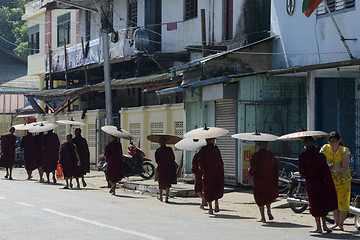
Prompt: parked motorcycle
<box><xmin>277</xmin><ymin>157</ymin><xmax>299</xmax><ymax>194</ymax></box>
<box><xmin>98</xmin><ymin>143</ymin><xmax>155</xmax><ymax>180</ymax></box>
<box><xmin>287</xmin><ymin>172</ymin><xmax>308</xmax><ymax>213</ymax></box>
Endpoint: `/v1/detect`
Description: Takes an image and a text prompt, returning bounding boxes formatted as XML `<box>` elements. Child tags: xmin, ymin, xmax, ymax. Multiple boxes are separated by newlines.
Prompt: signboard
<box><xmin>240</xmin><ymin>143</ymin><xmax>256</xmax><ymax>186</ymax></box>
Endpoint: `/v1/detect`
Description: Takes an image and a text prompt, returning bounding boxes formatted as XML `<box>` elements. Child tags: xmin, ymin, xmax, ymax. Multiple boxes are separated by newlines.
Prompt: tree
<box><xmin>0</xmin><ymin>0</ymin><xmax>30</xmax><ymax>59</ymax></box>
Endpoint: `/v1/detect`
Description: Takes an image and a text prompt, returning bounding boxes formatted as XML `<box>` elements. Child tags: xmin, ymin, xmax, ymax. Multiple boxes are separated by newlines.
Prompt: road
<box><xmin>1</xmin><ymin>169</ymin><xmax>359</xmax><ymax>240</ymax></box>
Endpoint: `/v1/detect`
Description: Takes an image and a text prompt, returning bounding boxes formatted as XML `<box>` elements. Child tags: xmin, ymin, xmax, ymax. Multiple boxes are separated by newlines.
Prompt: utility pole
<box><xmin>98</xmin><ymin>2</ymin><xmax>113</xmax><ymax>126</ymax></box>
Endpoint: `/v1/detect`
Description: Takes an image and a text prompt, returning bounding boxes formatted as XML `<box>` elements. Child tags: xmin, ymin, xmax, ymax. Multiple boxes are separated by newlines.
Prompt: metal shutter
<box><xmin>215</xmin><ymin>99</ymin><xmax>236</xmax><ymax>185</ymax></box>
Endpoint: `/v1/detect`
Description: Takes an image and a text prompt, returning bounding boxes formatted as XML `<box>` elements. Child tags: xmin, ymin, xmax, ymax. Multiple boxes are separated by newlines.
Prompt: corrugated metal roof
<box><xmin>25</xmin><ymin>86</ymin><xmax>91</xmax><ymax>101</ymax></box>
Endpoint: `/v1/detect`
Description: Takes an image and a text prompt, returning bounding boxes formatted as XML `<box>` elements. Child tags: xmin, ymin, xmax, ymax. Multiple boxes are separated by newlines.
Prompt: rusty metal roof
<box><xmin>25</xmin><ymin>86</ymin><xmax>91</xmax><ymax>101</ymax></box>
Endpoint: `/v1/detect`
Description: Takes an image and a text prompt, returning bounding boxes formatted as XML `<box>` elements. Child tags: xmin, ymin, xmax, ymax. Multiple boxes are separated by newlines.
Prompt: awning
<box><xmin>187</xmin><ymin>76</ymin><xmax>230</xmax><ymax>88</ymax></box>
<box><xmin>25</xmin><ymin>86</ymin><xmax>91</xmax><ymax>101</ymax></box>
<box><xmin>155</xmin><ymin>86</ymin><xmax>184</xmax><ymax>96</ymax></box>
<box><xmin>91</xmin><ymin>73</ymin><xmax>172</xmax><ymax>91</ymax></box>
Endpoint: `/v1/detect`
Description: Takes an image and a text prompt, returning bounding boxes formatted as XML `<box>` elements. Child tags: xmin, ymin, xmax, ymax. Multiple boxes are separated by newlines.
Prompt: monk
<box><xmin>199</xmin><ymin>138</ymin><xmax>224</xmax><ymax>214</ymax></box>
<box><xmin>155</xmin><ymin>137</ymin><xmax>177</xmax><ymax>203</ymax></box>
<box><xmin>44</xmin><ymin>130</ymin><xmax>60</xmax><ymax>183</ymax></box>
<box><xmin>72</xmin><ymin>128</ymin><xmax>90</xmax><ymax>188</ymax></box>
<box><xmin>34</xmin><ymin>132</ymin><xmax>45</xmax><ymax>182</ymax></box>
<box><xmin>191</xmin><ymin>151</ymin><xmax>206</xmax><ymax>208</ymax></box>
<box><xmin>20</xmin><ymin>131</ymin><xmax>36</xmax><ymax>180</ymax></box>
<box><xmin>248</xmin><ymin>141</ymin><xmax>279</xmax><ymax>223</ymax></box>
<box><xmin>59</xmin><ymin>134</ymin><xmax>80</xmax><ymax>189</ymax></box>
<box><xmin>104</xmin><ymin>135</ymin><xmax>124</xmax><ymax>195</ymax></box>
<box><xmin>298</xmin><ymin>137</ymin><xmax>338</xmax><ymax>233</ymax></box>
<box><xmin>0</xmin><ymin>127</ymin><xmax>17</xmax><ymax>180</ymax></box>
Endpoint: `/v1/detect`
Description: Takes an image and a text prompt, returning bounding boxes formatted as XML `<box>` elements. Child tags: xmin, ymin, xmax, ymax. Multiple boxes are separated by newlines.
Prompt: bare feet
<box><xmin>199</xmin><ymin>204</ymin><xmax>205</xmax><ymax>209</ymax></box>
<box><xmin>214</xmin><ymin>206</ymin><xmax>220</xmax><ymax>213</ymax></box>
<box><xmin>257</xmin><ymin>218</ymin><xmax>266</xmax><ymax>223</ymax></box>
<box><xmin>208</xmin><ymin>210</ymin><xmax>214</xmax><ymax>215</ymax></box>
<box><xmin>267</xmin><ymin>212</ymin><xmax>274</xmax><ymax>221</ymax></box>
<box><xmin>332</xmin><ymin>226</ymin><xmax>344</xmax><ymax>231</ymax></box>
<box><xmin>53</xmin><ymin>176</ymin><xmax>57</xmax><ymax>183</ymax></box>
<box><xmin>323</xmin><ymin>227</ymin><xmax>332</xmax><ymax>233</ymax></box>
<box><xmin>5</xmin><ymin>174</ymin><xmax>8</xmax><ymax>179</ymax></box>
<box><xmin>9</xmin><ymin>176</ymin><xmax>13</xmax><ymax>180</ymax></box>
<box><xmin>310</xmin><ymin>229</ymin><xmax>322</xmax><ymax>233</ymax></box>
<box><xmin>82</xmin><ymin>180</ymin><xmax>87</xmax><ymax>187</ymax></box>
<box><xmin>63</xmin><ymin>186</ymin><xmax>69</xmax><ymax>189</ymax></box>
<box><xmin>157</xmin><ymin>196</ymin><xmax>163</xmax><ymax>202</ymax></box>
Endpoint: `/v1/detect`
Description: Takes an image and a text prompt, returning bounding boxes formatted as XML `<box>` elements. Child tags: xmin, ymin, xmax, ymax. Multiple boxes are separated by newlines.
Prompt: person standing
<box><xmin>104</xmin><ymin>135</ymin><xmax>124</xmax><ymax>195</ymax></box>
<box><xmin>20</xmin><ymin>131</ymin><xmax>36</xmax><ymax>180</ymax></box>
<box><xmin>0</xmin><ymin>127</ymin><xmax>17</xmax><ymax>180</ymax></box>
<box><xmin>34</xmin><ymin>132</ymin><xmax>45</xmax><ymax>182</ymax></box>
<box><xmin>198</xmin><ymin>138</ymin><xmax>224</xmax><ymax>214</ymax></box>
<box><xmin>43</xmin><ymin>130</ymin><xmax>60</xmax><ymax>183</ymax></box>
<box><xmin>191</xmin><ymin>151</ymin><xmax>206</xmax><ymax>208</ymax></box>
<box><xmin>72</xmin><ymin>128</ymin><xmax>90</xmax><ymax>188</ymax></box>
<box><xmin>59</xmin><ymin>134</ymin><xmax>80</xmax><ymax>189</ymax></box>
<box><xmin>320</xmin><ymin>131</ymin><xmax>351</xmax><ymax>231</ymax></box>
<box><xmin>299</xmin><ymin>137</ymin><xmax>338</xmax><ymax>233</ymax></box>
<box><xmin>248</xmin><ymin>141</ymin><xmax>279</xmax><ymax>222</ymax></box>
<box><xmin>155</xmin><ymin>137</ymin><xmax>177</xmax><ymax>203</ymax></box>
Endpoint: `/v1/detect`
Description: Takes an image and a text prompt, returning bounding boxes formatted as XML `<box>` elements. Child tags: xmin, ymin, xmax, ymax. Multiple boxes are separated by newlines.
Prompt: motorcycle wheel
<box><xmin>288</xmin><ymin>183</ymin><xmax>308</xmax><ymax>213</ymax></box>
<box><xmin>141</xmin><ymin>162</ymin><xmax>155</xmax><ymax>179</ymax></box>
<box><xmin>355</xmin><ymin>215</ymin><xmax>360</xmax><ymax>230</ymax></box>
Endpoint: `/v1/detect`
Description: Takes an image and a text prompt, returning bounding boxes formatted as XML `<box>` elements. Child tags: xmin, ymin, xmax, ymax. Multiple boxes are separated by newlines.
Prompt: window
<box><xmin>184</xmin><ymin>0</ymin><xmax>198</xmax><ymax>20</ymax></box>
<box><xmin>174</xmin><ymin>121</ymin><xmax>183</xmax><ymax>137</ymax></box>
<box><xmin>317</xmin><ymin>0</ymin><xmax>355</xmax><ymax>15</ymax></box>
<box><xmin>129</xmin><ymin>123</ymin><xmax>141</xmax><ymax>140</ymax></box>
<box><xmin>28</xmin><ymin>25</ymin><xmax>39</xmax><ymax>55</ymax></box>
<box><xmin>150</xmin><ymin>122</ymin><xmax>163</xmax><ymax>150</ymax></box>
<box><xmin>128</xmin><ymin>0</ymin><xmax>137</xmax><ymax>27</ymax></box>
<box><xmin>85</xmin><ymin>11</ymin><xmax>91</xmax><ymax>42</ymax></box>
<box><xmin>57</xmin><ymin>13</ymin><xmax>71</xmax><ymax>47</ymax></box>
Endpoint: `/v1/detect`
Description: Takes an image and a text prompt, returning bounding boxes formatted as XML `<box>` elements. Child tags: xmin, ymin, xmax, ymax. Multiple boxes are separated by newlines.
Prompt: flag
<box><xmin>302</xmin><ymin>0</ymin><xmax>323</xmax><ymax>17</ymax></box>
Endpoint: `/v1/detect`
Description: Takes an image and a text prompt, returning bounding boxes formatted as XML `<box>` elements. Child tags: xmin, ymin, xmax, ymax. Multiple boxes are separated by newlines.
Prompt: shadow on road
<box><xmin>263</xmin><ymin>221</ymin><xmax>312</xmax><ymax>228</ymax></box>
<box><xmin>113</xmin><ymin>194</ymin><xmax>146</xmax><ymax>199</ymax></box>
<box><xmin>210</xmin><ymin>214</ymin><xmax>255</xmax><ymax>220</ymax></box>
<box><xmin>165</xmin><ymin>201</ymin><xmax>200</xmax><ymax>206</ymax></box>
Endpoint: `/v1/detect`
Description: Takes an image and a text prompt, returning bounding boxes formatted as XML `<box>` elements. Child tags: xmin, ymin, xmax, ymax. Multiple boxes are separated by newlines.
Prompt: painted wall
<box><xmin>271</xmin><ymin>0</ymin><xmax>360</xmax><ymax>69</ymax></box>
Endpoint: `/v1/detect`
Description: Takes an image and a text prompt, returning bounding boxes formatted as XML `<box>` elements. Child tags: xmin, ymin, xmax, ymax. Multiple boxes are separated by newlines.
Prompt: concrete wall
<box><xmin>271</xmin><ymin>0</ymin><xmax>360</xmax><ymax>68</ymax></box>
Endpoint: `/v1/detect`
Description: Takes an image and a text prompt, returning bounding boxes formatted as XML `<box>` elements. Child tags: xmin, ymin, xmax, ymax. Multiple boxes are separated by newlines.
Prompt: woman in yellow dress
<box><xmin>320</xmin><ymin>131</ymin><xmax>351</xmax><ymax>231</ymax></box>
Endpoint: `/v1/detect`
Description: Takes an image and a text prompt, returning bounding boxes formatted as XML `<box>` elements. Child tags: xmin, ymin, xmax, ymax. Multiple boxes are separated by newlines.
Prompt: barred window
<box><xmin>174</xmin><ymin>121</ymin><xmax>183</xmax><ymax>137</ymax></box>
<box><xmin>150</xmin><ymin>122</ymin><xmax>164</xmax><ymax>134</ymax></box>
<box><xmin>184</xmin><ymin>0</ymin><xmax>198</xmax><ymax>20</ymax></box>
<box><xmin>317</xmin><ymin>0</ymin><xmax>355</xmax><ymax>15</ymax></box>
<box><xmin>129</xmin><ymin>122</ymin><xmax>141</xmax><ymax>140</ymax></box>
<box><xmin>128</xmin><ymin>0</ymin><xmax>137</xmax><ymax>27</ymax></box>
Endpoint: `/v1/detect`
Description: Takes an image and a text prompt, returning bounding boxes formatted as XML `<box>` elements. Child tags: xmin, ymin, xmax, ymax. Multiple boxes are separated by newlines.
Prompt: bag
<box><xmin>56</xmin><ymin>163</ymin><xmax>63</xmax><ymax>179</ymax></box>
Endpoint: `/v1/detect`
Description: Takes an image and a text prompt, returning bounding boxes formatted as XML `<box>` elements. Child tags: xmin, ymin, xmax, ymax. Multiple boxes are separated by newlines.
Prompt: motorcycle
<box><xmin>287</xmin><ymin>171</ymin><xmax>308</xmax><ymax>213</ymax></box>
<box><xmin>98</xmin><ymin>142</ymin><xmax>155</xmax><ymax>180</ymax></box>
<box><xmin>277</xmin><ymin>157</ymin><xmax>299</xmax><ymax>194</ymax></box>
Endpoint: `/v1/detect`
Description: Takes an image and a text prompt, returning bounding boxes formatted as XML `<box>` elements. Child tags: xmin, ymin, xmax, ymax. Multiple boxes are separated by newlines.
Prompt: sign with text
<box><xmin>240</xmin><ymin>143</ymin><xmax>256</xmax><ymax>185</ymax></box>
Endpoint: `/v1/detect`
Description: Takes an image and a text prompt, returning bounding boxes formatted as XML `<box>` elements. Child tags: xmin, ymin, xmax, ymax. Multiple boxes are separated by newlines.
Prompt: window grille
<box><xmin>175</xmin><ymin>121</ymin><xmax>183</xmax><ymax>137</ymax></box>
<box><xmin>129</xmin><ymin>123</ymin><xmax>141</xmax><ymax>140</ymax></box>
<box><xmin>184</xmin><ymin>0</ymin><xmax>198</xmax><ymax>20</ymax></box>
<box><xmin>317</xmin><ymin>0</ymin><xmax>355</xmax><ymax>16</ymax></box>
<box><xmin>128</xmin><ymin>0</ymin><xmax>138</xmax><ymax>27</ymax></box>
<box><xmin>150</xmin><ymin>122</ymin><xmax>164</xmax><ymax>134</ymax></box>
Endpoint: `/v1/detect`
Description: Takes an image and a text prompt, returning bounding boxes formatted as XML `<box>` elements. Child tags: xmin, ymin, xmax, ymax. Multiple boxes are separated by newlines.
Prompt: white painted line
<box><xmin>15</xmin><ymin>202</ymin><xmax>34</xmax><ymax>207</ymax></box>
<box><xmin>0</xmin><ymin>196</ymin><xmax>7</xmax><ymax>200</ymax></box>
<box><xmin>42</xmin><ymin>208</ymin><xmax>164</xmax><ymax>240</ymax></box>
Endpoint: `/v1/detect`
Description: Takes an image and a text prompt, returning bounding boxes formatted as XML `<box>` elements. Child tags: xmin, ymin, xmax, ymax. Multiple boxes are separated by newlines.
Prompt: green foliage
<box><xmin>0</xmin><ymin>0</ymin><xmax>29</xmax><ymax>60</ymax></box>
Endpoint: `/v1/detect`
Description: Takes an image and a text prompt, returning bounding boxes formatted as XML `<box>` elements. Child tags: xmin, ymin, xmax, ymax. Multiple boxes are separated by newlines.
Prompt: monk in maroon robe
<box><xmin>44</xmin><ymin>130</ymin><xmax>60</xmax><ymax>183</ymax></box>
<box><xmin>298</xmin><ymin>137</ymin><xmax>338</xmax><ymax>233</ymax></box>
<box><xmin>34</xmin><ymin>132</ymin><xmax>45</xmax><ymax>182</ymax></box>
<box><xmin>59</xmin><ymin>134</ymin><xmax>80</xmax><ymax>189</ymax></box>
<box><xmin>72</xmin><ymin>128</ymin><xmax>90</xmax><ymax>188</ymax></box>
<box><xmin>191</xmin><ymin>152</ymin><xmax>206</xmax><ymax>208</ymax></box>
<box><xmin>248</xmin><ymin>141</ymin><xmax>278</xmax><ymax>223</ymax></box>
<box><xmin>104</xmin><ymin>135</ymin><xmax>124</xmax><ymax>195</ymax></box>
<box><xmin>0</xmin><ymin>127</ymin><xmax>16</xmax><ymax>180</ymax></box>
<box><xmin>20</xmin><ymin>132</ymin><xmax>36</xmax><ymax>180</ymax></box>
<box><xmin>199</xmin><ymin>138</ymin><xmax>224</xmax><ymax>214</ymax></box>
<box><xmin>155</xmin><ymin>137</ymin><xmax>177</xmax><ymax>203</ymax></box>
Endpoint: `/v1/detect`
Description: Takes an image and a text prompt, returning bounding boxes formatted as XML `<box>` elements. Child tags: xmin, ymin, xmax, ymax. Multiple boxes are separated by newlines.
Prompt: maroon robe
<box><xmin>0</xmin><ymin>132</ymin><xmax>16</xmax><ymax>168</ymax></box>
<box><xmin>298</xmin><ymin>146</ymin><xmax>338</xmax><ymax>217</ymax></box>
<box><xmin>34</xmin><ymin>133</ymin><xmax>45</xmax><ymax>168</ymax></box>
<box><xmin>43</xmin><ymin>132</ymin><xmax>60</xmax><ymax>173</ymax></box>
<box><xmin>191</xmin><ymin>152</ymin><xmax>203</xmax><ymax>193</ymax></box>
<box><xmin>155</xmin><ymin>146</ymin><xmax>177</xmax><ymax>190</ymax></box>
<box><xmin>248</xmin><ymin>148</ymin><xmax>279</xmax><ymax>206</ymax></box>
<box><xmin>104</xmin><ymin>140</ymin><xmax>124</xmax><ymax>182</ymax></box>
<box><xmin>72</xmin><ymin>136</ymin><xmax>90</xmax><ymax>177</ymax></box>
<box><xmin>59</xmin><ymin>140</ymin><xmax>78</xmax><ymax>178</ymax></box>
<box><xmin>20</xmin><ymin>133</ymin><xmax>36</xmax><ymax>171</ymax></box>
<box><xmin>199</xmin><ymin>144</ymin><xmax>224</xmax><ymax>202</ymax></box>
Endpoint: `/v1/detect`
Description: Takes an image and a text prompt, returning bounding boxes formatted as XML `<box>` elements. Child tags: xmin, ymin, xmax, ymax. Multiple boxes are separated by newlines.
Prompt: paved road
<box><xmin>1</xmin><ymin>169</ymin><xmax>359</xmax><ymax>240</ymax></box>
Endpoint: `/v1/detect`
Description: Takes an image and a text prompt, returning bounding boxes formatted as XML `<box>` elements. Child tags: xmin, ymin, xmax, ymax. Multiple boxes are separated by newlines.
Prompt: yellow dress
<box><xmin>320</xmin><ymin>144</ymin><xmax>351</xmax><ymax>212</ymax></box>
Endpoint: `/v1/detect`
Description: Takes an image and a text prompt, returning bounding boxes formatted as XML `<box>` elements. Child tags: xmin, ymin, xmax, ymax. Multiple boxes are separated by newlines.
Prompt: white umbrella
<box><xmin>56</xmin><ymin>120</ymin><xmax>86</xmax><ymax>126</ymax></box>
<box><xmin>231</xmin><ymin>132</ymin><xmax>279</xmax><ymax>142</ymax></box>
<box><xmin>147</xmin><ymin>134</ymin><xmax>182</xmax><ymax>145</ymax></box>
<box><xmin>101</xmin><ymin>126</ymin><xmax>133</xmax><ymax>140</ymax></box>
<box><xmin>184</xmin><ymin>126</ymin><xmax>229</xmax><ymax>139</ymax></box>
<box><xmin>28</xmin><ymin>122</ymin><xmax>57</xmax><ymax>133</ymax></box>
<box><xmin>12</xmin><ymin>121</ymin><xmax>50</xmax><ymax>131</ymax></box>
<box><xmin>175</xmin><ymin>138</ymin><xmax>206</xmax><ymax>150</ymax></box>
<box><xmin>277</xmin><ymin>130</ymin><xmax>329</xmax><ymax>141</ymax></box>
<box><xmin>16</xmin><ymin>113</ymin><xmax>37</xmax><ymax>118</ymax></box>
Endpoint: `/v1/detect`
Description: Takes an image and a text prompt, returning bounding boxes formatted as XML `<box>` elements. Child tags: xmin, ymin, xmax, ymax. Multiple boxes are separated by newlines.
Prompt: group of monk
<box><xmin>0</xmin><ymin>127</ymin><xmax>90</xmax><ymax>190</ymax></box>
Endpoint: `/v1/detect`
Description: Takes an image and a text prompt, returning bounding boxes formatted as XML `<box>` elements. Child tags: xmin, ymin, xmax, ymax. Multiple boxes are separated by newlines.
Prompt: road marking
<box><xmin>42</xmin><ymin>208</ymin><xmax>164</xmax><ymax>240</ymax></box>
<box><xmin>16</xmin><ymin>202</ymin><xmax>34</xmax><ymax>207</ymax></box>
<box><xmin>0</xmin><ymin>196</ymin><xmax>7</xmax><ymax>200</ymax></box>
